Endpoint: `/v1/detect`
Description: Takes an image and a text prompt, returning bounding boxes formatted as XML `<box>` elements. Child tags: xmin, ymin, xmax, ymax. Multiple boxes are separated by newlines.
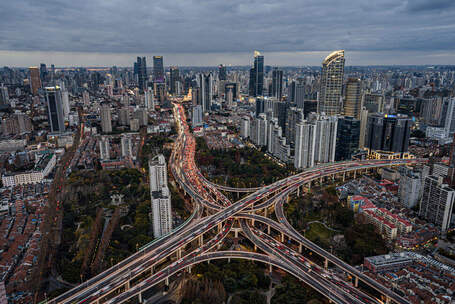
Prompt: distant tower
<box><xmin>45</xmin><ymin>86</ymin><xmax>65</xmax><ymax>133</ymax></box>
<box><xmin>0</xmin><ymin>84</ymin><xmax>9</xmax><ymax>105</ymax></box>
<box><xmin>153</xmin><ymin>56</ymin><xmax>165</xmax><ymax>83</ymax></box>
<box><xmin>100</xmin><ymin>104</ymin><xmax>112</xmax><ymax>133</ymax></box>
<box><xmin>136</xmin><ymin>57</ymin><xmax>147</xmax><ymax>92</ymax></box>
<box><xmin>29</xmin><ymin>67</ymin><xmax>42</xmax><ymax>96</ymax></box>
<box><xmin>344</xmin><ymin>78</ymin><xmax>362</xmax><ymax>119</ymax></box>
<box><xmin>271</xmin><ymin>68</ymin><xmax>283</xmax><ymax>100</ymax></box>
<box><xmin>318</xmin><ymin>50</ymin><xmax>345</xmax><ymax>115</ymax></box>
<box><xmin>249</xmin><ymin>51</ymin><xmax>264</xmax><ymax>97</ymax></box>
<box><xmin>199</xmin><ymin>73</ymin><xmax>213</xmax><ymax>113</ymax></box>
<box><xmin>169</xmin><ymin>67</ymin><xmax>180</xmax><ymax>95</ymax></box>
<box><xmin>218</xmin><ymin>64</ymin><xmax>227</xmax><ymax>81</ymax></box>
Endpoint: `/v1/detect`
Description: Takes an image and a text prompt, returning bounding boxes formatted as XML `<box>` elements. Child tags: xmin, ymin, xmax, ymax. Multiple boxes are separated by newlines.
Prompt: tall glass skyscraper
<box><xmin>135</xmin><ymin>57</ymin><xmax>147</xmax><ymax>92</ymax></box>
<box><xmin>318</xmin><ymin>50</ymin><xmax>345</xmax><ymax>115</ymax></box>
<box><xmin>344</xmin><ymin>78</ymin><xmax>362</xmax><ymax>119</ymax></box>
<box><xmin>45</xmin><ymin>86</ymin><xmax>65</xmax><ymax>133</ymax></box>
<box><xmin>249</xmin><ymin>51</ymin><xmax>264</xmax><ymax>97</ymax></box>
<box><xmin>153</xmin><ymin>56</ymin><xmax>165</xmax><ymax>83</ymax></box>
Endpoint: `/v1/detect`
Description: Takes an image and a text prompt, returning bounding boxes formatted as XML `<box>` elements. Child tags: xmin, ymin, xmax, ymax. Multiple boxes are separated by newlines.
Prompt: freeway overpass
<box><xmin>46</xmin><ymin>103</ymin><xmax>420</xmax><ymax>304</ymax></box>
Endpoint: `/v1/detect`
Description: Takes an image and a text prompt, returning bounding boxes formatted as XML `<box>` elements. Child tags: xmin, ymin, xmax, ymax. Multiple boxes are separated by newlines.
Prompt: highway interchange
<box><xmin>48</xmin><ymin>102</ymin><xmax>422</xmax><ymax>304</ymax></box>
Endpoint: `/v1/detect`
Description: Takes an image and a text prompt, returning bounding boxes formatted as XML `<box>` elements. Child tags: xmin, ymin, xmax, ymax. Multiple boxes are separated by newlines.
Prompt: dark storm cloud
<box><xmin>406</xmin><ymin>0</ymin><xmax>455</xmax><ymax>12</ymax></box>
<box><xmin>0</xmin><ymin>0</ymin><xmax>455</xmax><ymax>58</ymax></box>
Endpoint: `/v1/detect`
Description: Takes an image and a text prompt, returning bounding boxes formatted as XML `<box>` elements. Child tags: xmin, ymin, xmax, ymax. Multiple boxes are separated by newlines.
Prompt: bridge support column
<box><xmin>354</xmin><ymin>276</ymin><xmax>358</xmax><ymax>287</ymax></box>
<box><xmin>324</xmin><ymin>258</ymin><xmax>328</xmax><ymax>270</ymax></box>
<box><xmin>353</xmin><ymin>170</ymin><xmax>357</xmax><ymax>179</ymax></box>
<box><xmin>177</xmin><ymin>248</ymin><xmax>181</xmax><ymax>259</ymax></box>
<box><xmin>235</xmin><ymin>229</ymin><xmax>239</xmax><ymax>238</ymax></box>
<box><xmin>187</xmin><ymin>265</ymin><xmax>192</xmax><ymax>274</ymax></box>
<box><xmin>320</xmin><ymin>177</ymin><xmax>323</xmax><ymax>184</ymax></box>
<box><xmin>264</xmin><ymin>208</ymin><xmax>268</xmax><ymax>217</ymax></box>
<box><xmin>307</xmin><ymin>182</ymin><xmax>311</xmax><ymax>190</ymax></box>
<box><xmin>198</xmin><ymin>235</ymin><xmax>203</xmax><ymax>246</ymax></box>
<box><xmin>269</xmin><ymin>264</ymin><xmax>273</xmax><ymax>273</ymax></box>
<box><xmin>298</xmin><ymin>243</ymin><xmax>302</xmax><ymax>253</ymax></box>
<box><xmin>343</xmin><ymin>172</ymin><xmax>346</xmax><ymax>182</ymax></box>
<box><xmin>385</xmin><ymin>297</ymin><xmax>391</xmax><ymax>304</ymax></box>
<box><xmin>297</xmin><ymin>187</ymin><xmax>300</xmax><ymax>197</ymax></box>
<box><xmin>281</xmin><ymin>232</ymin><xmax>284</xmax><ymax>242</ymax></box>
<box><xmin>267</xmin><ymin>225</ymin><xmax>271</xmax><ymax>234</ymax></box>
<box><xmin>138</xmin><ymin>292</ymin><xmax>143</xmax><ymax>303</ymax></box>
<box><xmin>237</xmin><ymin>192</ymin><xmax>240</xmax><ymax>199</ymax></box>
<box><xmin>251</xmin><ymin>219</ymin><xmax>255</xmax><ymax>226</ymax></box>
<box><xmin>165</xmin><ymin>277</ymin><xmax>169</xmax><ymax>286</ymax></box>
<box><xmin>125</xmin><ymin>281</ymin><xmax>130</xmax><ymax>290</ymax></box>
<box><xmin>150</xmin><ymin>265</ymin><xmax>154</xmax><ymax>274</ymax></box>
<box><xmin>254</xmin><ymin>245</ymin><xmax>257</xmax><ymax>251</ymax></box>
<box><xmin>228</xmin><ymin>258</ymin><xmax>231</xmax><ymax>263</ymax></box>
<box><xmin>218</xmin><ymin>222</ymin><xmax>222</xmax><ymax>233</ymax></box>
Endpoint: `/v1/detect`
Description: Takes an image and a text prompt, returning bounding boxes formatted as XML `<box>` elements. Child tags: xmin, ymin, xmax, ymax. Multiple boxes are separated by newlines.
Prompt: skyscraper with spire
<box><xmin>318</xmin><ymin>50</ymin><xmax>345</xmax><ymax>115</ymax></box>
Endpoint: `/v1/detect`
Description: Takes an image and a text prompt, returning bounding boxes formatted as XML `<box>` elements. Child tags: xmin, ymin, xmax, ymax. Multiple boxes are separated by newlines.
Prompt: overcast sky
<box><xmin>1</xmin><ymin>0</ymin><xmax>455</xmax><ymax>67</ymax></box>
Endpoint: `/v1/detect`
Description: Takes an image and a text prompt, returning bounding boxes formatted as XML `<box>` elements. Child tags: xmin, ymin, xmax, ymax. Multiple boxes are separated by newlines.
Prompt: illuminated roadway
<box><xmin>47</xmin><ymin>102</ymin><xmax>421</xmax><ymax>304</ymax></box>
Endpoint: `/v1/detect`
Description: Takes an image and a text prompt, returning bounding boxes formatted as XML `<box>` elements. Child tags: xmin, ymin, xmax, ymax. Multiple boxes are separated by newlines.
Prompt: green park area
<box><xmin>195</xmin><ymin>137</ymin><xmax>291</xmax><ymax>188</ymax></box>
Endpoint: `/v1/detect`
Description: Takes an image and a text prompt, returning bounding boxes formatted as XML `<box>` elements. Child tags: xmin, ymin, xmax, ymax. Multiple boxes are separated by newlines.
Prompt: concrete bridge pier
<box><xmin>269</xmin><ymin>264</ymin><xmax>273</xmax><ymax>273</ymax></box>
<box><xmin>267</xmin><ymin>225</ymin><xmax>271</xmax><ymax>234</ymax></box>
<box><xmin>264</xmin><ymin>208</ymin><xmax>268</xmax><ymax>217</ymax></box>
<box><xmin>198</xmin><ymin>234</ymin><xmax>203</xmax><ymax>246</ymax></box>
<box><xmin>187</xmin><ymin>265</ymin><xmax>192</xmax><ymax>274</ymax></box>
<box><xmin>177</xmin><ymin>248</ymin><xmax>182</xmax><ymax>259</ymax></box>
<box><xmin>234</xmin><ymin>229</ymin><xmax>239</xmax><ymax>238</ymax></box>
<box><xmin>254</xmin><ymin>245</ymin><xmax>257</xmax><ymax>251</ymax></box>
<box><xmin>218</xmin><ymin>222</ymin><xmax>222</xmax><ymax>232</ymax></box>
<box><xmin>354</xmin><ymin>276</ymin><xmax>358</xmax><ymax>287</ymax></box>
<box><xmin>297</xmin><ymin>187</ymin><xmax>300</xmax><ymax>197</ymax></box>
<box><xmin>165</xmin><ymin>277</ymin><xmax>169</xmax><ymax>286</ymax></box>
<box><xmin>353</xmin><ymin>170</ymin><xmax>357</xmax><ymax>179</ymax></box>
<box><xmin>343</xmin><ymin>172</ymin><xmax>346</xmax><ymax>182</ymax></box>
<box><xmin>125</xmin><ymin>280</ymin><xmax>130</xmax><ymax>290</ymax></box>
<box><xmin>138</xmin><ymin>292</ymin><xmax>143</xmax><ymax>303</ymax></box>
<box><xmin>280</xmin><ymin>232</ymin><xmax>284</xmax><ymax>242</ymax></box>
<box><xmin>298</xmin><ymin>243</ymin><xmax>302</xmax><ymax>253</ymax></box>
<box><xmin>324</xmin><ymin>258</ymin><xmax>328</xmax><ymax>269</ymax></box>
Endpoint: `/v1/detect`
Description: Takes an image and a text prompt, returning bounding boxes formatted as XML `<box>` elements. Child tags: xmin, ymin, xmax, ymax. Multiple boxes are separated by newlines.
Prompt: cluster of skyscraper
<box><xmin>240</xmin><ymin>50</ymin><xmax>413</xmax><ymax>169</ymax></box>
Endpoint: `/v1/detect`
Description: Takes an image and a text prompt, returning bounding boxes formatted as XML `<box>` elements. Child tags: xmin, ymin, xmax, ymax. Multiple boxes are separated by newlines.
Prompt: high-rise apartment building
<box><xmin>359</xmin><ymin>108</ymin><xmax>369</xmax><ymax>149</ymax></box>
<box><xmin>99</xmin><ymin>136</ymin><xmax>110</xmax><ymax>160</ymax></box>
<box><xmin>344</xmin><ymin>78</ymin><xmax>362</xmax><ymax>119</ymax></box>
<box><xmin>145</xmin><ymin>87</ymin><xmax>155</xmax><ymax>110</ymax></box>
<box><xmin>29</xmin><ymin>67</ymin><xmax>42</xmax><ymax>95</ymax></box>
<box><xmin>0</xmin><ymin>84</ymin><xmax>9</xmax><ymax>105</ymax></box>
<box><xmin>285</xmin><ymin>107</ymin><xmax>304</xmax><ymax>144</ymax></box>
<box><xmin>121</xmin><ymin>134</ymin><xmax>133</xmax><ymax>159</ymax></box>
<box><xmin>249</xmin><ymin>51</ymin><xmax>264</xmax><ymax>97</ymax></box>
<box><xmin>45</xmin><ymin>86</ymin><xmax>65</xmax><ymax>133</ymax></box>
<box><xmin>100</xmin><ymin>104</ymin><xmax>112</xmax><ymax>133</ymax></box>
<box><xmin>82</xmin><ymin>90</ymin><xmax>90</xmax><ymax>106</ymax></box>
<box><xmin>118</xmin><ymin>107</ymin><xmax>130</xmax><ymax>126</ymax></box>
<box><xmin>192</xmin><ymin>105</ymin><xmax>203</xmax><ymax>127</ymax></box>
<box><xmin>149</xmin><ymin>154</ymin><xmax>172</xmax><ymax>238</ymax></box>
<box><xmin>294</xmin><ymin>121</ymin><xmax>316</xmax><ymax>169</ymax></box>
<box><xmin>364</xmin><ymin>93</ymin><xmax>384</xmax><ymax>113</ymax></box>
<box><xmin>318</xmin><ymin>50</ymin><xmax>345</xmax><ymax>115</ymax></box>
<box><xmin>419</xmin><ymin>175</ymin><xmax>455</xmax><ymax>232</ymax></box>
<box><xmin>240</xmin><ymin>117</ymin><xmax>250</xmax><ymax>139</ymax></box>
<box><xmin>153</xmin><ymin>56</ymin><xmax>165</xmax><ymax>82</ymax></box>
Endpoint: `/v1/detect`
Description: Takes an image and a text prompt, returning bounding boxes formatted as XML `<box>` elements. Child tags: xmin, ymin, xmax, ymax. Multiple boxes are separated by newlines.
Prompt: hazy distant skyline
<box><xmin>1</xmin><ymin>0</ymin><xmax>455</xmax><ymax>66</ymax></box>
